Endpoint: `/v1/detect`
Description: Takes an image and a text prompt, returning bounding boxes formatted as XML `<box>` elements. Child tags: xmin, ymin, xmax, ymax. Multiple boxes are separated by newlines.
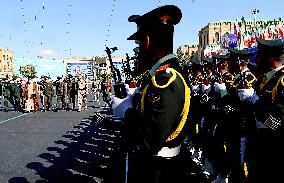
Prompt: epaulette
<box><xmin>152</xmin><ymin>67</ymin><xmax>176</xmax><ymax>89</ymax></box>
<box><xmin>155</xmin><ymin>63</ymin><xmax>171</xmax><ymax>74</ymax></box>
<box><xmin>281</xmin><ymin>75</ymin><xmax>284</xmax><ymax>87</ymax></box>
<box><xmin>245</xmin><ymin>71</ymin><xmax>252</xmax><ymax>76</ymax></box>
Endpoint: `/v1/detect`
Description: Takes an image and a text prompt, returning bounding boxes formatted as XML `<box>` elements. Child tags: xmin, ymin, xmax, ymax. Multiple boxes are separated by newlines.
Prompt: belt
<box><xmin>155</xmin><ymin>145</ymin><xmax>181</xmax><ymax>158</ymax></box>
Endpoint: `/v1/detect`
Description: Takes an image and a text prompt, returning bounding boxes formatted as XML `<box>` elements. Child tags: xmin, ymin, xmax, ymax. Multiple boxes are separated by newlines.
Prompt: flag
<box><xmin>234</xmin><ymin>21</ymin><xmax>238</xmax><ymax>36</ymax></box>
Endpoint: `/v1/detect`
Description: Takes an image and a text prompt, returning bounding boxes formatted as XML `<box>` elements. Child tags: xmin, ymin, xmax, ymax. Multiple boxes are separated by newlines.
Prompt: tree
<box><xmin>19</xmin><ymin>65</ymin><xmax>37</xmax><ymax>79</ymax></box>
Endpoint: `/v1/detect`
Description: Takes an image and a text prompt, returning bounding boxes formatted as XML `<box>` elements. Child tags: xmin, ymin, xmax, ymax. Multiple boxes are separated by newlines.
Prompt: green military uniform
<box><xmin>43</xmin><ymin>79</ymin><xmax>53</xmax><ymax>111</ymax></box>
<box><xmin>123</xmin><ymin>5</ymin><xmax>193</xmax><ymax>183</ymax></box>
<box><xmin>221</xmin><ymin>48</ymin><xmax>258</xmax><ymax>183</ymax></box>
<box><xmin>11</xmin><ymin>81</ymin><xmax>23</xmax><ymax>112</ymax></box>
<box><xmin>2</xmin><ymin>79</ymin><xmax>11</xmax><ymax>112</ymax></box>
<box><xmin>63</xmin><ymin>76</ymin><xmax>72</xmax><ymax>110</ymax></box>
<box><xmin>53</xmin><ymin>77</ymin><xmax>65</xmax><ymax>111</ymax></box>
<box><xmin>251</xmin><ymin>37</ymin><xmax>284</xmax><ymax>183</ymax></box>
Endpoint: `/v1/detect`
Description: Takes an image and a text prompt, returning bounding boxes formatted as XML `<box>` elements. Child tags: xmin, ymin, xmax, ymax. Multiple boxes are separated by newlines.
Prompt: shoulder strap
<box><xmin>261</xmin><ymin>68</ymin><xmax>284</xmax><ymax>92</ymax></box>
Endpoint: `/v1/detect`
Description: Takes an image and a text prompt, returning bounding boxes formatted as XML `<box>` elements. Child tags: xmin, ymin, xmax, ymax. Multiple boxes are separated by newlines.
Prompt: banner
<box><xmin>66</xmin><ymin>62</ymin><xmax>93</xmax><ymax>80</ymax></box>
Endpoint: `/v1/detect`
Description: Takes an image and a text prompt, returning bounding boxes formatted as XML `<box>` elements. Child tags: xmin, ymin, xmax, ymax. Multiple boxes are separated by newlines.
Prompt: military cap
<box><xmin>256</xmin><ymin>37</ymin><xmax>284</xmax><ymax>55</ymax></box>
<box><xmin>211</xmin><ymin>53</ymin><xmax>230</xmax><ymax>65</ymax></box>
<box><xmin>127</xmin><ymin>5</ymin><xmax>182</xmax><ymax>40</ymax></box>
<box><xmin>228</xmin><ymin>47</ymin><xmax>257</xmax><ymax>60</ymax></box>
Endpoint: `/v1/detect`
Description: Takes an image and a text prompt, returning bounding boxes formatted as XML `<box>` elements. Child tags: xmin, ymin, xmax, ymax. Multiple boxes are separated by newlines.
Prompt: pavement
<box><xmin>0</xmin><ymin>94</ymin><xmax>126</xmax><ymax>183</ymax></box>
<box><xmin>0</xmin><ymin>93</ymin><xmax>210</xmax><ymax>183</ymax></box>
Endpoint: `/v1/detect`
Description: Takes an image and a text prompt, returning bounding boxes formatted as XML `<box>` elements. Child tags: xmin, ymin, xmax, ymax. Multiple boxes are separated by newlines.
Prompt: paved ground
<box><xmin>0</xmin><ymin>94</ymin><xmax>209</xmax><ymax>183</ymax></box>
<box><xmin>0</xmin><ymin>94</ymin><xmax>126</xmax><ymax>183</ymax></box>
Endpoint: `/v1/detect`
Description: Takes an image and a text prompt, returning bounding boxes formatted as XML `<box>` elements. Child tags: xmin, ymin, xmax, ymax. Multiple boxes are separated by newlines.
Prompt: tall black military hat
<box><xmin>127</xmin><ymin>5</ymin><xmax>182</xmax><ymax>40</ymax></box>
<box><xmin>228</xmin><ymin>47</ymin><xmax>257</xmax><ymax>60</ymax></box>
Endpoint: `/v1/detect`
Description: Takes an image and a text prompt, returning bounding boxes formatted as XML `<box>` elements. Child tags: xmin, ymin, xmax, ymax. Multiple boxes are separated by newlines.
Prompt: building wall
<box><xmin>178</xmin><ymin>44</ymin><xmax>199</xmax><ymax>57</ymax></box>
<box><xmin>0</xmin><ymin>48</ymin><xmax>15</xmax><ymax>78</ymax></box>
<box><xmin>177</xmin><ymin>44</ymin><xmax>199</xmax><ymax>64</ymax></box>
<box><xmin>196</xmin><ymin>19</ymin><xmax>284</xmax><ymax>61</ymax></box>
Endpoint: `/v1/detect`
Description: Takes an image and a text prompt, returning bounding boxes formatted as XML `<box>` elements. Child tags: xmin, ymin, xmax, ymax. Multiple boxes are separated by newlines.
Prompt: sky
<box><xmin>0</xmin><ymin>0</ymin><xmax>283</xmax><ymax>59</ymax></box>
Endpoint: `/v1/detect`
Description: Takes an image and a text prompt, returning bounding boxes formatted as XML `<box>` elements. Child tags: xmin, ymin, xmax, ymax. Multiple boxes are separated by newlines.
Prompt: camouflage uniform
<box><xmin>63</xmin><ymin>76</ymin><xmax>72</xmax><ymax>110</ymax></box>
<box><xmin>2</xmin><ymin>79</ymin><xmax>11</xmax><ymax>112</ymax></box>
<box><xmin>43</xmin><ymin>80</ymin><xmax>53</xmax><ymax>111</ymax></box>
<box><xmin>53</xmin><ymin>77</ymin><xmax>65</xmax><ymax>111</ymax></box>
<box><xmin>11</xmin><ymin>80</ymin><xmax>23</xmax><ymax>112</ymax></box>
<box><xmin>77</xmin><ymin>77</ymin><xmax>87</xmax><ymax>111</ymax></box>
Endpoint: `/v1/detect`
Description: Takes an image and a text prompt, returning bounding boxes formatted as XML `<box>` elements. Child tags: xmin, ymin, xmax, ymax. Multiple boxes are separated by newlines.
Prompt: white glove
<box><xmin>111</xmin><ymin>95</ymin><xmax>133</xmax><ymax>118</ymax></box>
<box><xmin>214</xmin><ymin>82</ymin><xmax>226</xmax><ymax>92</ymax></box>
<box><xmin>238</xmin><ymin>88</ymin><xmax>259</xmax><ymax>104</ymax></box>
<box><xmin>192</xmin><ymin>85</ymin><xmax>200</xmax><ymax>93</ymax></box>
<box><xmin>125</xmin><ymin>84</ymin><xmax>138</xmax><ymax>96</ymax></box>
<box><xmin>214</xmin><ymin>82</ymin><xmax>228</xmax><ymax>97</ymax></box>
<box><xmin>201</xmin><ymin>84</ymin><xmax>211</xmax><ymax>94</ymax></box>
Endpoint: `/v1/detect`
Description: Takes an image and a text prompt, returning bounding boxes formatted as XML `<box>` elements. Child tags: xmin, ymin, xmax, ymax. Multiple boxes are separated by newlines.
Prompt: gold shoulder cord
<box><xmin>140</xmin><ymin>85</ymin><xmax>148</xmax><ymax>114</ymax></box>
<box><xmin>140</xmin><ymin>68</ymin><xmax>191</xmax><ymax>142</ymax></box>
<box><xmin>232</xmin><ymin>75</ymin><xmax>256</xmax><ymax>88</ymax></box>
<box><xmin>152</xmin><ymin>69</ymin><xmax>177</xmax><ymax>88</ymax></box>
<box><xmin>166</xmin><ymin>69</ymin><xmax>191</xmax><ymax>142</ymax></box>
<box><xmin>140</xmin><ymin>69</ymin><xmax>176</xmax><ymax>113</ymax></box>
<box><xmin>272</xmin><ymin>74</ymin><xmax>284</xmax><ymax>103</ymax></box>
<box><xmin>247</xmin><ymin>75</ymin><xmax>257</xmax><ymax>87</ymax></box>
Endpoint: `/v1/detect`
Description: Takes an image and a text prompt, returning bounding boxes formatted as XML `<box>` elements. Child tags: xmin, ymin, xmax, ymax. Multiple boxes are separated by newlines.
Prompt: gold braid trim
<box><xmin>152</xmin><ymin>68</ymin><xmax>176</xmax><ymax>89</ymax></box>
<box><xmin>272</xmin><ymin>74</ymin><xmax>284</xmax><ymax>103</ymax></box>
<box><xmin>232</xmin><ymin>75</ymin><xmax>256</xmax><ymax>88</ymax></box>
<box><xmin>232</xmin><ymin>79</ymin><xmax>241</xmax><ymax>88</ymax></box>
<box><xmin>244</xmin><ymin>162</ymin><xmax>249</xmax><ymax>177</ymax></box>
<box><xmin>166</xmin><ymin>69</ymin><xmax>191</xmax><ymax>142</ymax></box>
<box><xmin>247</xmin><ymin>75</ymin><xmax>256</xmax><ymax>87</ymax></box>
<box><xmin>140</xmin><ymin>85</ymin><xmax>148</xmax><ymax>114</ymax></box>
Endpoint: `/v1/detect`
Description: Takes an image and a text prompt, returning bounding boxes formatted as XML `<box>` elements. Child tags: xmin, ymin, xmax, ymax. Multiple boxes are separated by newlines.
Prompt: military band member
<box><xmin>238</xmin><ymin>37</ymin><xmax>284</xmax><ymax>183</ymax></box>
<box><xmin>112</xmin><ymin>5</ymin><xmax>192</xmax><ymax>183</ymax></box>
<box><xmin>222</xmin><ymin>48</ymin><xmax>258</xmax><ymax>183</ymax></box>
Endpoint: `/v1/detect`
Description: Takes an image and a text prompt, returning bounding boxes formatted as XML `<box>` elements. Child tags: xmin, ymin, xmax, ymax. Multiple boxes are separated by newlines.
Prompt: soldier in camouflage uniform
<box><xmin>63</xmin><ymin>75</ymin><xmax>72</xmax><ymax>111</ymax></box>
<box><xmin>11</xmin><ymin>78</ymin><xmax>23</xmax><ymax>112</ymax></box>
<box><xmin>2</xmin><ymin>77</ymin><xmax>12</xmax><ymax>112</ymax></box>
<box><xmin>53</xmin><ymin>76</ymin><xmax>65</xmax><ymax>112</ymax></box>
<box><xmin>41</xmin><ymin>76</ymin><xmax>54</xmax><ymax>111</ymax></box>
<box><xmin>77</xmin><ymin>76</ymin><xmax>87</xmax><ymax>112</ymax></box>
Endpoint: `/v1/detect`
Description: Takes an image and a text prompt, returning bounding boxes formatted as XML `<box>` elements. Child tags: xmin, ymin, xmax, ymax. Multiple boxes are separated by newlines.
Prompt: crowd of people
<box><xmin>0</xmin><ymin>4</ymin><xmax>283</xmax><ymax>183</ymax></box>
<box><xmin>109</xmin><ymin>4</ymin><xmax>283</xmax><ymax>183</ymax></box>
<box><xmin>0</xmin><ymin>74</ymin><xmax>112</xmax><ymax>113</ymax></box>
